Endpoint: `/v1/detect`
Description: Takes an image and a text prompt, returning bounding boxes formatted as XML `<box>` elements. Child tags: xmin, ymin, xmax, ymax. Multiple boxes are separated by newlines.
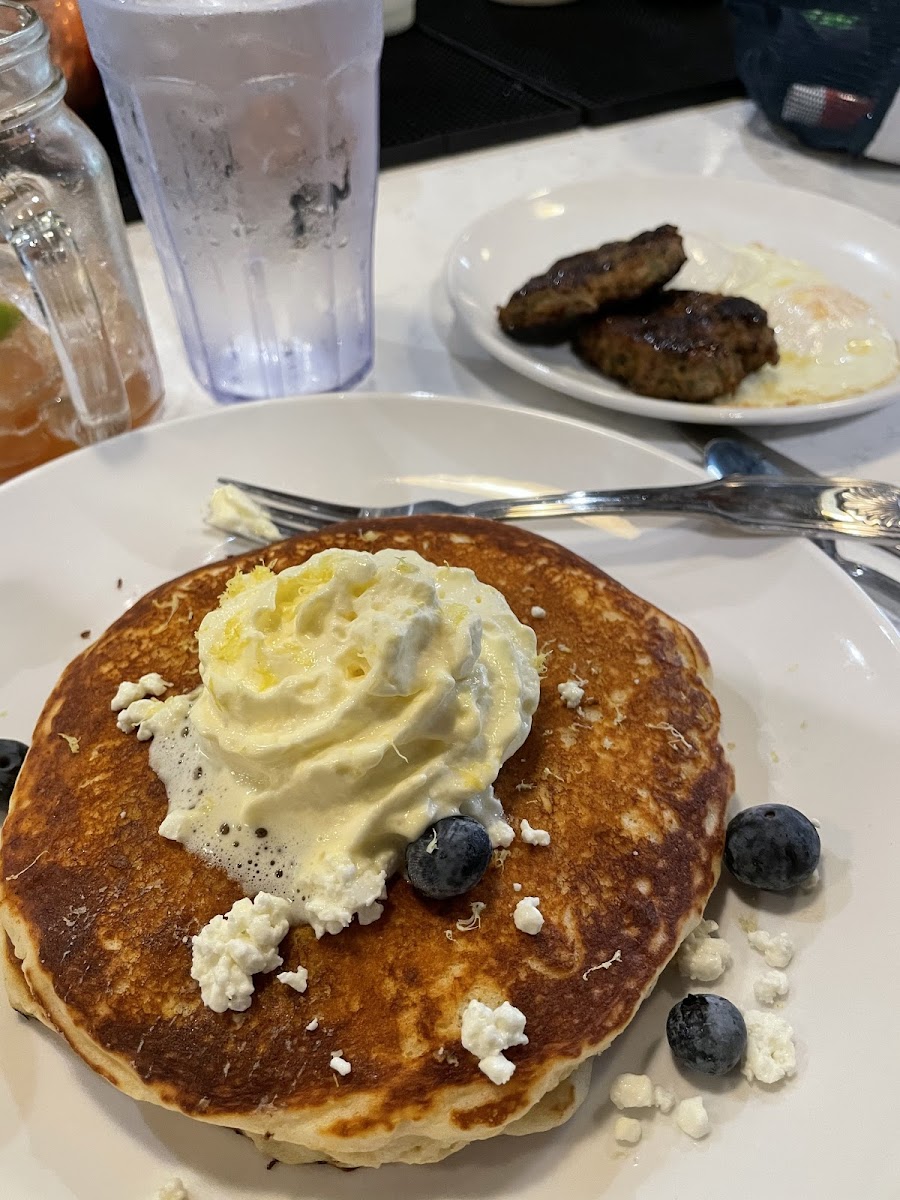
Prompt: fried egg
<box><xmin>675</xmin><ymin>235</ymin><xmax>899</xmax><ymax>407</ymax></box>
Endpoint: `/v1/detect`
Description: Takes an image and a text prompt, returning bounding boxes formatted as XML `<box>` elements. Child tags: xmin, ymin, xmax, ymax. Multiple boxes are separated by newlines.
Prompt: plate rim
<box><xmin>3</xmin><ymin>388</ymin><xmax>896</xmax><ymax>649</ymax></box>
<box><xmin>2</xmin><ymin>389</ymin><xmax>712</xmax><ymax>496</ymax></box>
<box><xmin>3</xmin><ymin>387</ymin><xmax>900</xmax><ymax>1195</ymax></box>
<box><xmin>445</xmin><ymin>173</ymin><xmax>900</xmax><ymax>427</ymax></box>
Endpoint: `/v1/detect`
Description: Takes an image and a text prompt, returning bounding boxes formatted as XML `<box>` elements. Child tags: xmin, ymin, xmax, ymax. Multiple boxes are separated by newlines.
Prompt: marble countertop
<box><xmin>130</xmin><ymin>98</ymin><xmax>900</xmax><ymax>485</ymax></box>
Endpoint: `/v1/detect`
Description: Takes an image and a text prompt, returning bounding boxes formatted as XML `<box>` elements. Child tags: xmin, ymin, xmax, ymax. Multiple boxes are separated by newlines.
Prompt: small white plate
<box><xmin>1</xmin><ymin>394</ymin><xmax>899</xmax><ymax>1199</ymax></box>
<box><xmin>447</xmin><ymin>175</ymin><xmax>900</xmax><ymax>425</ymax></box>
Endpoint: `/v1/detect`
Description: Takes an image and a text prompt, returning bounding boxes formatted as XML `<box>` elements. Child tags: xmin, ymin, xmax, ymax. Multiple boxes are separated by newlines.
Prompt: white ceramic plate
<box><xmin>2</xmin><ymin>394</ymin><xmax>899</xmax><ymax>1200</ymax></box>
<box><xmin>447</xmin><ymin>175</ymin><xmax>900</xmax><ymax>425</ymax></box>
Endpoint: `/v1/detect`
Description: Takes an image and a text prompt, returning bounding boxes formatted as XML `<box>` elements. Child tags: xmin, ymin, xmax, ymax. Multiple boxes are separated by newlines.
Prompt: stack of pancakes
<box><xmin>0</xmin><ymin>518</ymin><xmax>732</xmax><ymax>1167</ymax></box>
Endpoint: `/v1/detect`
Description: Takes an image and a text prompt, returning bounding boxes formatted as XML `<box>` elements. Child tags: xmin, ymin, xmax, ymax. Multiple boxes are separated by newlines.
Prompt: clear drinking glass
<box><xmin>0</xmin><ymin>2</ymin><xmax>163</xmax><ymax>483</ymax></box>
<box><xmin>79</xmin><ymin>0</ymin><xmax>383</xmax><ymax>402</ymax></box>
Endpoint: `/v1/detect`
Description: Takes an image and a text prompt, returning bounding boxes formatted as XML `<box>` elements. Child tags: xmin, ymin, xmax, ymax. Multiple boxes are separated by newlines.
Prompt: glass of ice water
<box><xmin>80</xmin><ymin>0</ymin><xmax>383</xmax><ymax>401</ymax></box>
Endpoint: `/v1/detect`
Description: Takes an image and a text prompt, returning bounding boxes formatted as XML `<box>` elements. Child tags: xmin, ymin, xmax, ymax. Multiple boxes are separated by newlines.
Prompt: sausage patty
<box><xmin>573</xmin><ymin>290</ymin><xmax>778</xmax><ymax>403</ymax></box>
<box><xmin>497</xmin><ymin>225</ymin><xmax>686</xmax><ymax>344</ymax></box>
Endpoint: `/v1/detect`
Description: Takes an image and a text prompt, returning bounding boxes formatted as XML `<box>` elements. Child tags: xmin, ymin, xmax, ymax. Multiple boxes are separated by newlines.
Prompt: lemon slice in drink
<box><xmin>0</xmin><ymin>300</ymin><xmax>23</xmax><ymax>340</ymax></box>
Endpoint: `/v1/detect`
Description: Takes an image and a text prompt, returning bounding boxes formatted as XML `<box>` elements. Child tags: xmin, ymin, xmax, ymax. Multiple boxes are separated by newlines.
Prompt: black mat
<box><xmin>417</xmin><ymin>0</ymin><xmax>743</xmax><ymax>125</ymax></box>
<box><xmin>380</xmin><ymin>28</ymin><xmax>579</xmax><ymax>167</ymax></box>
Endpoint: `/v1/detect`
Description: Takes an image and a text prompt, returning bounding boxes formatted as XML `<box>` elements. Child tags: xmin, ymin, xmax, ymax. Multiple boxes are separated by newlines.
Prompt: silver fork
<box><xmin>215</xmin><ymin>475</ymin><xmax>900</xmax><ymax>544</ymax></box>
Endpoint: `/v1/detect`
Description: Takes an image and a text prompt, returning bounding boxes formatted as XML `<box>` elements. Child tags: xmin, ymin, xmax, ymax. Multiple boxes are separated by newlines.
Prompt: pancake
<box><xmin>0</xmin><ymin>517</ymin><xmax>733</xmax><ymax>1167</ymax></box>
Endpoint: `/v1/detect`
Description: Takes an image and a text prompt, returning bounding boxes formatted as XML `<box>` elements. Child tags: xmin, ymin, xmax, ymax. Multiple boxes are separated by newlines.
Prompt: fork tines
<box><xmin>217</xmin><ymin>477</ymin><xmax>360</xmax><ymax>530</ymax></box>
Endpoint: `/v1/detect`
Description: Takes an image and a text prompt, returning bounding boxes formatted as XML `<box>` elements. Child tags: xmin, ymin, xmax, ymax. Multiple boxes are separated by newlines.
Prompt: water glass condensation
<box><xmin>79</xmin><ymin>0</ymin><xmax>383</xmax><ymax>400</ymax></box>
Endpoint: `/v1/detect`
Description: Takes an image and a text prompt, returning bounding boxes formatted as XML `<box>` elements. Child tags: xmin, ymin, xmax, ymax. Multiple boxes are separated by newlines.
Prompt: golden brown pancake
<box><xmin>0</xmin><ymin>517</ymin><xmax>732</xmax><ymax>1167</ymax></box>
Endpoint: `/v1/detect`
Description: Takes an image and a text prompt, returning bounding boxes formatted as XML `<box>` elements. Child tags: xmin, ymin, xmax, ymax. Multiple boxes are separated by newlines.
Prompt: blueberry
<box><xmin>0</xmin><ymin>739</ymin><xmax>28</xmax><ymax>814</ymax></box>
<box><xmin>724</xmin><ymin>804</ymin><xmax>820</xmax><ymax>891</ymax></box>
<box><xmin>667</xmin><ymin>993</ymin><xmax>747</xmax><ymax>1076</ymax></box>
<box><xmin>405</xmin><ymin>815</ymin><xmax>492</xmax><ymax>900</ymax></box>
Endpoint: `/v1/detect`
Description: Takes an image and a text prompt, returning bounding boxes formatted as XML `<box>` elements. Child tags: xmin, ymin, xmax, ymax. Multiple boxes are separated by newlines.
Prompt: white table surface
<box><xmin>129</xmin><ymin>97</ymin><xmax>900</xmax><ymax>486</ymax></box>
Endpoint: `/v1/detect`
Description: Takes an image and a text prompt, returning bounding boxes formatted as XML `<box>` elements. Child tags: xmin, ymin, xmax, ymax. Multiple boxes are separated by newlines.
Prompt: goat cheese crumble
<box><xmin>276</xmin><ymin>965</ymin><xmax>309</xmax><ymax>993</ymax></box>
<box><xmin>614</xmin><ymin>1116</ymin><xmax>642</xmax><ymax>1145</ymax></box>
<box><xmin>610</xmin><ymin>1073</ymin><xmax>654</xmax><ymax>1109</ymax></box>
<box><xmin>191</xmin><ymin>892</ymin><xmax>290</xmax><ymax>1013</ymax></box>
<box><xmin>754</xmin><ymin>969</ymin><xmax>789</xmax><ymax>1006</ymax></box>
<box><xmin>676</xmin><ymin>918</ymin><xmax>733</xmax><ymax>982</ymax></box>
<box><xmin>460</xmin><ymin>999</ymin><xmax>528</xmax><ymax>1085</ymax></box>
<box><xmin>742</xmin><ymin>1009</ymin><xmax>797</xmax><ymax>1084</ymax></box>
<box><xmin>330</xmin><ymin>1051</ymin><xmax>352</xmax><ymax>1076</ymax></box>
<box><xmin>558</xmin><ymin>680</ymin><xmax>585</xmax><ymax>708</ymax></box>
<box><xmin>111</xmin><ymin>673</ymin><xmax>172</xmax><ymax>711</ymax></box>
<box><xmin>747</xmin><ymin>929</ymin><xmax>794</xmax><ymax>969</ymax></box>
<box><xmin>513</xmin><ymin>896</ymin><xmax>544</xmax><ymax>935</ymax></box>
<box><xmin>674</xmin><ymin>1096</ymin><xmax>710</xmax><ymax>1139</ymax></box>
<box><xmin>520</xmin><ymin>819</ymin><xmax>551</xmax><ymax>846</ymax></box>
<box><xmin>157</xmin><ymin>1179</ymin><xmax>189</xmax><ymax>1200</ymax></box>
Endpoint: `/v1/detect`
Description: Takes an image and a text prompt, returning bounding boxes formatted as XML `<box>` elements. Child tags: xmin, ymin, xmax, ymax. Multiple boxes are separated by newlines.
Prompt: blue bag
<box><xmin>726</xmin><ymin>2</ymin><xmax>900</xmax><ymax>161</ymax></box>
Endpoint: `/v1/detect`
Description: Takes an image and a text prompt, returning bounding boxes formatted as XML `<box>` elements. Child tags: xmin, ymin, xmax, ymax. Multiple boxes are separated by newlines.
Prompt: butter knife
<box><xmin>678</xmin><ymin>426</ymin><xmax>900</xmax><ymax>621</ymax></box>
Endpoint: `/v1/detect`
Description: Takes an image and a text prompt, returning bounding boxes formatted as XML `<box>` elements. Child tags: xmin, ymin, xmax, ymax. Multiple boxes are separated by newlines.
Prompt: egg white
<box><xmin>674</xmin><ymin>235</ymin><xmax>900</xmax><ymax>408</ymax></box>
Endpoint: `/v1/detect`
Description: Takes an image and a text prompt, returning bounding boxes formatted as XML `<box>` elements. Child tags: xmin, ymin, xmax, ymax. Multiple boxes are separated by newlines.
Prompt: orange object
<box><xmin>0</xmin><ymin>274</ymin><xmax>162</xmax><ymax>484</ymax></box>
<box><xmin>31</xmin><ymin>0</ymin><xmax>100</xmax><ymax>113</ymax></box>
<box><xmin>0</xmin><ymin>320</ymin><xmax>161</xmax><ymax>483</ymax></box>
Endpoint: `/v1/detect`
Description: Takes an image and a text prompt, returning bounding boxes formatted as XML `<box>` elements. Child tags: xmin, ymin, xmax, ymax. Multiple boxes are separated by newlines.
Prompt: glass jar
<box><xmin>0</xmin><ymin>0</ymin><xmax>163</xmax><ymax>483</ymax></box>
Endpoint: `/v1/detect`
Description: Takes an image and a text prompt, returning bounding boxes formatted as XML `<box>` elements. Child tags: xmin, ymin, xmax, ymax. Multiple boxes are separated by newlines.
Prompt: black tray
<box><xmin>417</xmin><ymin>0</ymin><xmax>743</xmax><ymax>125</ymax></box>
<box><xmin>380</xmin><ymin>28</ymin><xmax>579</xmax><ymax>167</ymax></box>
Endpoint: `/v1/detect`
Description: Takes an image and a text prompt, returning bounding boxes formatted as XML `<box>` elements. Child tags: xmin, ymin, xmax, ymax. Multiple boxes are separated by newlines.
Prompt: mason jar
<box><xmin>0</xmin><ymin>0</ymin><xmax>163</xmax><ymax>482</ymax></box>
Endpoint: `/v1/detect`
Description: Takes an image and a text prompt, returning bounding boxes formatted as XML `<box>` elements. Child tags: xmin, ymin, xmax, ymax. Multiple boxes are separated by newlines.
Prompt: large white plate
<box><xmin>1</xmin><ymin>394</ymin><xmax>898</xmax><ymax>1200</ymax></box>
<box><xmin>447</xmin><ymin>175</ymin><xmax>900</xmax><ymax>425</ymax></box>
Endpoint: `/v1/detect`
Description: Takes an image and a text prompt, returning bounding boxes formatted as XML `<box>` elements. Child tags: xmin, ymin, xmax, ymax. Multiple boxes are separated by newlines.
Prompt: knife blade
<box><xmin>679</xmin><ymin>426</ymin><xmax>820</xmax><ymax>479</ymax></box>
<box><xmin>677</xmin><ymin>425</ymin><xmax>900</xmax><ymax>624</ymax></box>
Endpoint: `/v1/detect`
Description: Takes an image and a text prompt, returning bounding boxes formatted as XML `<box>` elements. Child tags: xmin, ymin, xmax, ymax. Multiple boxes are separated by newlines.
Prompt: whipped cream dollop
<box><xmin>149</xmin><ymin>548</ymin><xmax>540</xmax><ymax>936</ymax></box>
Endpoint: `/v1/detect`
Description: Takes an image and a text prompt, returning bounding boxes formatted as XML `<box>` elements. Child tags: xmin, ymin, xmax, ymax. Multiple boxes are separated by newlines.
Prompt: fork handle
<box><xmin>466</xmin><ymin>477</ymin><xmax>900</xmax><ymax>543</ymax></box>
